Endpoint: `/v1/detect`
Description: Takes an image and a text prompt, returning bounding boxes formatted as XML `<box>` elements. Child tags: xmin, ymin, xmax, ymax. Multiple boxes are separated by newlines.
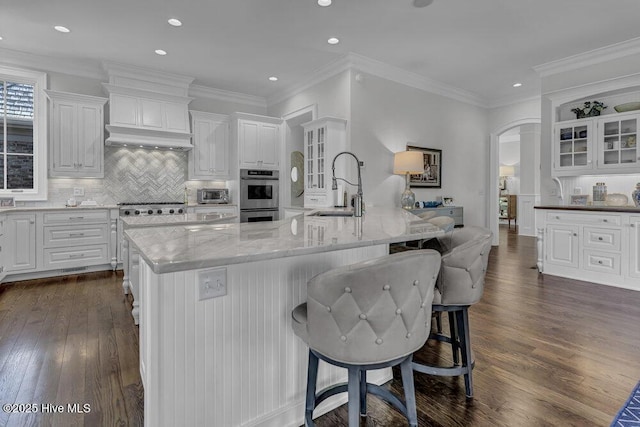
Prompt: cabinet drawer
<box><xmin>43</xmin><ymin>223</ymin><xmax>109</xmax><ymax>247</ymax></box>
<box><xmin>43</xmin><ymin>210</ymin><xmax>108</xmax><ymax>224</ymax></box>
<box><xmin>582</xmin><ymin>227</ymin><xmax>621</xmax><ymax>251</ymax></box>
<box><xmin>546</xmin><ymin>212</ymin><xmax>621</xmax><ymax>226</ymax></box>
<box><xmin>43</xmin><ymin>244</ymin><xmax>109</xmax><ymax>269</ymax></box>
<box><xmin>583</xmin><ymin>249</ymin><xmax>621</xmax><ymax>275</ymax></box>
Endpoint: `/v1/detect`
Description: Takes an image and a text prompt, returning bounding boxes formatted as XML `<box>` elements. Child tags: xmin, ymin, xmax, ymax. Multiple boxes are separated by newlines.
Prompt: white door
<box><xmin>51</xmin><ymin>102</ymin><xmax>77</xmax><ymax>173</ymax></box>
<box><xmin>77</xmin><ymin>103</ymin><xmax>103</xmax><ymax>176</ymax></box>
<box><xmin>546</xmin><ymin>224</ymin><xmax>579</xmax><ymax>268</ymax></box>
<box><xmin>629</xmin><ymin>215</ymin><xmax>640</xmax><ymax>279</ymax></box>
<box><xmin>239</xmin><ymin>120</ymin><xmax>260</xmax><ymax>168</ymax></box>
<box><xmin>259</xmin><ymin>123</ymin><xmax>279</xmax><ymax>168</ymax></box>
<box><xmin>6</xmin><ymin>214</ymin><xmax>37</xmax><ymax>272</ymax></box>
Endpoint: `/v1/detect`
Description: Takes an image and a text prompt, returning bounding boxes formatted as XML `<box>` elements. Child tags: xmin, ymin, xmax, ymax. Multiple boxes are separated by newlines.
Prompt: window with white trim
<box><xmin>0</xmin><ymin>67</ymin><xmax>47</xmax><ymax>200</ymax></box>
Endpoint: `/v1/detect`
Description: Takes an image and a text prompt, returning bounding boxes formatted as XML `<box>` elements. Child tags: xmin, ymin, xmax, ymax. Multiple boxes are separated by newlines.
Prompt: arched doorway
<box><xmin>489</xmin><ymin>118</ymin><xmax>540</xmax><ymax>246</ymax></box>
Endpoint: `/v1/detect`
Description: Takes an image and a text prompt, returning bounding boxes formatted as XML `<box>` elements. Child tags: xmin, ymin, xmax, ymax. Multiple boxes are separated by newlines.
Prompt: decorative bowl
<box><xmin>614</xmin><ymin>102</ymin><xmax>640</xmax><ymax>113</ymax></box>
<box><xmin>605</xmin><ymin>193</ymin><xmax>629</xmax><ymax>206</ymax></box>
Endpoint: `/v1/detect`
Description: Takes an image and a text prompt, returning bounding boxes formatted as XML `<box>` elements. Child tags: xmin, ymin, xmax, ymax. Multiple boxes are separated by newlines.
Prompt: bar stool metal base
<box><xmin>304</xmin><ymin>349</ymin><xmax>418</xmax><ymax>427</ymax></box>
<box><xmin>412</xmin><ymin>305</ymin><xmax>475</xmax><ymax>398</ymax></box>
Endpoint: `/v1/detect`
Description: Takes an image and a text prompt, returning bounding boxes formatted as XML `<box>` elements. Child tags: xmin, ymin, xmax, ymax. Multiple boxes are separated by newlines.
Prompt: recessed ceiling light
<box><xmin>269</xmin><ymin>76</ymin><xmax>278</xmax><ymax>82</ymax></box>
<box><xmin>318</xmin><ymin>0</ymin><xmax>332</xmax><ymax>6</ymax></box>
<box><xmin>513</xmin><ymin>82</ymin><xmax>522</xmax><ymax>88</ymax></box>
<box><xmin>328</xmin><ymin>37</ymin><xmax>339</xmax><ymax>45</ymax></box>
<box><xmin>168</xmin><ymin>18</ymin><xmax>182</xmax><ymax>27</ymax></box>
<box><xmin>155</xmin><ymin>49</ymin><xmax>167</xmax><ymax>56</ymax></box>
<box><xmin>54</xmin><ymin>26</ymin><xmax>70</xmax><ymax>33</ymax></box>
<box><xmin>413</xmin><ymin>0</ymin><xmax>434</xmax><ymax>7</ymax></box>
<box><xmin>0</xmin><ymin>36</ymin><xmax>3</xmax><ymax>41</ymax></box>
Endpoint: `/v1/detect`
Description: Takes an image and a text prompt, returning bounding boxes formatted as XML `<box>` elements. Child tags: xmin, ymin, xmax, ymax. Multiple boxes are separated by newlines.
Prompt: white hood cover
<box><xmin>103</xmin><ymin>63</ymin><xmax>194</xmax><ymax>151</ymax></box>
<box><xmin>105</xmin><ymin>124</ymin><xmax>193</xmax><ymax>150</ymax></box>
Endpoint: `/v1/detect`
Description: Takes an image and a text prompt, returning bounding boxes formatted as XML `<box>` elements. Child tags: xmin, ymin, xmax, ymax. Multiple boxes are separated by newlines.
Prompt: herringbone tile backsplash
<box><xmin>104</xmin><ymin>146</ymin><xmax>187</xmax><ymax>203</ymax></box>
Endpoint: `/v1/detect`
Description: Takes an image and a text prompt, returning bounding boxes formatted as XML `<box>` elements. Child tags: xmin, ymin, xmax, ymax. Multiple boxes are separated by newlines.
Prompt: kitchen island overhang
<box><xmin>130</xmin><ymin>207</ymin><xmax>443</xmax><ymax>427</ymax></box>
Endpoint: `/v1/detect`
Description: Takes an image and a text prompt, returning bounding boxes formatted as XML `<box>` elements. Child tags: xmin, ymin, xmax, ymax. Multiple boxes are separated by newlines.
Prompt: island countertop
<box><xmin>120</xmin><ymin>212</ymin><xmax>236</xmax><ymax>228</ymax></box>
<box><xmin>125</xmin><ymin>207</ymin><xmax>443</xmax><ymax>274</ymax></box>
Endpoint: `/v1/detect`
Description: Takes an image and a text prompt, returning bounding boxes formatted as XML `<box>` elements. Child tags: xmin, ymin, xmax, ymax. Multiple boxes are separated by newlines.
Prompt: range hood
<box><xmin>102</xmin><ymin>62</ymin><xmax>195</xmax><ymax>150</ymax></box>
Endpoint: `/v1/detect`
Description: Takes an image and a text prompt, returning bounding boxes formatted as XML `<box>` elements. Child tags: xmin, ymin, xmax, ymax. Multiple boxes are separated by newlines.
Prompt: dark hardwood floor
<box><xmin>0</xmin><ymin>225</ymin><xmax>639</xmax><ymax>426</ymax></box>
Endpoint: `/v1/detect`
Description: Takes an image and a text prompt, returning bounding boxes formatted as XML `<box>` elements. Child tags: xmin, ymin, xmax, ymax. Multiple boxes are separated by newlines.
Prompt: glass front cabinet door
<box><xmin>596</xmin><ymin>112</ymin><xmax>640</xmax><ymax>172</ymax></box>
<box><xmin>553</xmin><ymin>120</ymin><xmax>594</xmax><ymax>175</ymax></box>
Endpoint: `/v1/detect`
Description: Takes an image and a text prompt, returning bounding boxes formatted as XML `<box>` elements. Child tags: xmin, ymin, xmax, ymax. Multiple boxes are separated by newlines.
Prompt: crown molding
<box><xmin>266</xmin><ymin>55</ymin><xmax>352</xmax><ymax>107</ymax></box>
<box><xmin>347</xmin><ymin>53</ymin><xmax>485</xmax><ymax>107</ymax></box>
<box><xmin>543</xmin><ymin>72</ymin><xmax>640</xmax><ymax>105</ymax></box>
<box><xmin>189</xmin><ymin>84</ymin><xmax>267</xmax><ymax>108</ymax></box>
<box><xmin>267</xmin><ymin>52</ymin><xmax>485</xmax><ymax>108</ymax></box>
<box><xmin>486</xmin><ymin>93</ymin><xmax>542</xmax><ymax>110</ymax></box>
<box><xmin>534</xmin><ymin>37</ymin><xmax>640</xmax><ymax>78</ymax></box>
<box><xmin>0</xmin><ymin>47</ymin><xmax>104</xmax><ymax>81</ymax></box>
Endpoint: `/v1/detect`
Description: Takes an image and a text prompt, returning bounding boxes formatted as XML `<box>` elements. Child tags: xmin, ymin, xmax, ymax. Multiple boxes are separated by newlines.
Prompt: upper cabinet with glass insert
<box><xmin>553</xmin><ymin>113</ymin><xmax>640</xmax><ymax>176</ymax></box>
<box><xmin>596</xmin><ymin>112</ymin><xmax>639</xmax><ymax>172</ymax></box>
<box><xmin>553</xmin><ymin>120</ymin><xmax>593</xmax><ymax>175</ymax></box>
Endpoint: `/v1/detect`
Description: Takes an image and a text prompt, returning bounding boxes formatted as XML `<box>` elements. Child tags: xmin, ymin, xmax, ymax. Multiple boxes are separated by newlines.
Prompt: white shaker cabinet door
<box><xmin>6</xmin><ymin>214</ymin><xmax>37</xmax><ymax>272</ymax></box>
<box><xmin>629</xmin><ymin>216</ymin><xmax>640</xmax><ymax>279</ymax></box>
<box><xmin>546</xmin><ymin>224</ymin><xmax>579</xmax><ymax>268</ymax></box>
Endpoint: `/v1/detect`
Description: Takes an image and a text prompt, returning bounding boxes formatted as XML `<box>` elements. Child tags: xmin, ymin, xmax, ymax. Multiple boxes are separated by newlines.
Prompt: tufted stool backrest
<box><xmin>436</xmin><ymin>229</ymin><xmax>492</xmax><ymax>306</ymax></box>
<box><xmin>306</xmin><ymin>250</ymin><xmax>441</xmax><ymax>365</ymax></box>
<box><xmin>448</xmin><ymin>226</ymin><xmax>492</xmax><ymax>250</ymax></box>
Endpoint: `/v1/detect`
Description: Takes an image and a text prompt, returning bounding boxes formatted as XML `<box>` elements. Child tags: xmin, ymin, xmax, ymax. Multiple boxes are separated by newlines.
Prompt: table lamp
<box><xmin>394</xmin><ymin>151</ymin><xmax>424</xmax><ymax>210</ymax></box>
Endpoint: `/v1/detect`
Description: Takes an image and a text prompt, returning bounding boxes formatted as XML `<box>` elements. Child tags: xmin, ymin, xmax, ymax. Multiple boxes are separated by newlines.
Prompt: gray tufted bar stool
<box><xmin>412</xmin><ymin>226</ymin><xmax>492</xmax><ymax>399</ymax></box>
<box><xmin>291</xmin><ymin>250</ymin><xmax>441</xmax><ymax>427</ymax></box>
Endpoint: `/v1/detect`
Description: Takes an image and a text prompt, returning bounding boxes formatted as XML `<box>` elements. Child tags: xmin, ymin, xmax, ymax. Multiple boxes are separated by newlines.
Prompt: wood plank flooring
<box><xmin>0</xmin><ymin>226</ymin><xmax>639</xmax><ymax>426</ymax></box>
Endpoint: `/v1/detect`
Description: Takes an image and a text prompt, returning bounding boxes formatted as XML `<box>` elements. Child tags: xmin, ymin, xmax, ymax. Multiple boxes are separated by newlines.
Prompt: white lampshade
<box><xmin>499</xmin><ymin>165</ymin><xmax>515</xmax><ymax>177</ymax></box>
<box><xmin>394</xmin><ymin>151</ymin><xmax>424</xmax><ymax>174</ymax></box>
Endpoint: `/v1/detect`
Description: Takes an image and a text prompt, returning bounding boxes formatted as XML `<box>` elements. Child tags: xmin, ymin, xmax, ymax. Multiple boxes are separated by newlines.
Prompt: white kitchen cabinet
<box><xmin>234</xmin><ymin>113</ymin><xmax>282</xmax><ymax>170</ymax></box>
<box><xmin>629</xmin><ymin>215</ymin><xmax>640</xmax><ymax>279</ymax></box>
<box><xmin>552</xmin><ymin>112</ymin><xmax>640</xmax><ymax>176</ymax></box>
<box><xmin>545</xmin><ymin>223</ymin><xmax>579</xmax><ymax>268</ymax></box>
<box><xmin>45</xmin><ymin>90</ymin><xmax>107</xmax><ymax>178</ymax></box>
<box><xmin>302</xmin><ymin>117</ymin><xmax>347</xmax><ymax>208</ymax></box>
<box><xmin>595</xmin><ymin>112</ymin><xmax>640</xmax><ymax>171</ymax></box>
<box><xmin>0</xmin><ymin>215</ymin><xmax>6</xmax><ymax>278</ymax></box>
<box><xmin>536</xmin><ymin>208</ymin><xmax>639</xmax><ymax>291</ymax></box>
<box><xmin>188</xmin><ymin>111</ymin><xmax>229</xmax><ymax>179</ymax></box>
<box><xmin>5</xmin><ymin>213</ymin><xmax>37</xmax><ymax>272</ymax></box>
<box><xmin>1</xmin><ymin>209</ymin><xmax>115</xmax><ymax>284</ymax></box>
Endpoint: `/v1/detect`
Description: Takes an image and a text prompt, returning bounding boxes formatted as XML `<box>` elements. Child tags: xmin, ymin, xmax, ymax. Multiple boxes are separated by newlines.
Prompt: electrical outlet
<box><xmin>198</xmin><ymin>267</ymin><xmax>227</xmax><ymax>300</ymax></box>
<box><xmin>73</xmin><ymin>187</ymin><xmax>84</xmax><ymax>196</ymax></box>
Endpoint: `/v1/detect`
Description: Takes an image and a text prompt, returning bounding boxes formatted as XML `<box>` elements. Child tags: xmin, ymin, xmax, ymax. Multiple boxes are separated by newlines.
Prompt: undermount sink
<box><xmin>308</xmin><ymin>210</ymin><xmax>354</xmax><ymax>217</ymax></box>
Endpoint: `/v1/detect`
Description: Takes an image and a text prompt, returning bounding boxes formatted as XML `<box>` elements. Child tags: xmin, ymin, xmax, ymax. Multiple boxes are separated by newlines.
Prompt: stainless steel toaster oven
<box><xmin>197</xmin><ymin>188</ymin><xmax>229</xmax><ymax>204</ymax></box>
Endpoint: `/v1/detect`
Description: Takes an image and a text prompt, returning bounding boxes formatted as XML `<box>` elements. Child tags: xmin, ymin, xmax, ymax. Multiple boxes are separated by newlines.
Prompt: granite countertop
<box><xmin>121</xmin><ymin>212</ymin><xmax>236</xmax><ymax>228</ymax></box>
<box><xmin>535</xmin><ymin>205</ymin><xmax>640</xmax><ymax>213</ymax></box>
<box><xmin>0</xmin><ymin>204</ymin><xmax>119</xmax><ymax>213</ymax></box>
<box><xmin>125</xmin><ymin>207</ymin><xmax>443</xmax><ymax>274</ymax></box>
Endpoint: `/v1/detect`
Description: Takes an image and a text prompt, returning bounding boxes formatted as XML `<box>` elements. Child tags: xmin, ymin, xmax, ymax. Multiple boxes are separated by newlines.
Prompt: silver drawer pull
<box><xmin>602</xmin><ymin>219</ymin><xmax>608</xmax><ymax>223</ymax></box>
<box><xmin>69</xmin><ymin>233</ymin><xmax>85</xmax><ymax>237</ymax></box>
<box><xmin>555</xmin><ymin>216</ymin><xmax>560</xmax><ymax>220</ymax></box>
<box><xmin>69</xmin><ymin>254</ymin><xmax>85</xmax><ymax>258</ymax></box>
<box><xmin>69</xmin><ymin>216</ymin><xmax>85</xmax><ymax>220</ymax></box>
<box><xmin>598</xmin><ymin>237</ymin><xmax>603</xmax><ymax>241</ymax></box>
<box><xmin>573</xmin><ymin>233</ymin><xmax>577</xmax><ymax>237</ymax></box>
<box><xmin>598</xmin><ymin>260</ymin><xmax>603</xmax><ymax>264</ymax></box>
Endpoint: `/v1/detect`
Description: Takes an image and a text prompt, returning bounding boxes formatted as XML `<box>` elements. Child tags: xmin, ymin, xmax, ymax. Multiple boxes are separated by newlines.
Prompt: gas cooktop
<box><xmin>119</xmin><ymin>202</ymin><xmax>186</xmax><ymax>216</ymax></box>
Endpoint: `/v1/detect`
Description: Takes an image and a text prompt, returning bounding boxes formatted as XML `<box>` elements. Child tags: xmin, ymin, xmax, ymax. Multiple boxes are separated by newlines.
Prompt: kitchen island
<box><xmin>121</xmin><ymin>212</ymin><xmax>237</xmax><ymax>324</ymax></box>
<box><xmin>125</xmin><ymin>207</ymin><xmax>443</xmax><ymax>427</ymax></box>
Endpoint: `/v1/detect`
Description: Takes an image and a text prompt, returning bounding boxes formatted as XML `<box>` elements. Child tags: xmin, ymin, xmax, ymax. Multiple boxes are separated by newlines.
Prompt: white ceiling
<box><xmin>2</xmin><ymin>0</ymin><xmax>640</xmax><ymax>106</ymax></box>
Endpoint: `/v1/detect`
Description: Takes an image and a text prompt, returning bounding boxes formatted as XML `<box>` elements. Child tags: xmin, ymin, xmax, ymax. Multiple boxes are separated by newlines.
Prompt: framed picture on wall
<box><xmin>407</xmin><ymin>145</ymin><xmax>442</xmax><ymax>188</ymax></box>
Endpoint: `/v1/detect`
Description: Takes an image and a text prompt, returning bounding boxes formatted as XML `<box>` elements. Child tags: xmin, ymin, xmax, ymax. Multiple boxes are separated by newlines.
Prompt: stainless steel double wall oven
<box><xmin>239</xmin><ymin>169</ymin><xmax>279</xmax><ymax>222</ymax></box>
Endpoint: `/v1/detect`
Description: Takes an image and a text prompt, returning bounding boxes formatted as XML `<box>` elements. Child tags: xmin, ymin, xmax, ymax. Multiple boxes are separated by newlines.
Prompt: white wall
<box><xmin>349</xmin><ymin>71</ymin><xmax>490</xmax><ymax>227</ymax></box>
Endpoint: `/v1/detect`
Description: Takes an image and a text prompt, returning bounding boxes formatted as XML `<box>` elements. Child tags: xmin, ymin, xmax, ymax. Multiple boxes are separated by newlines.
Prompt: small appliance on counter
<box><xmin>197</xmin><ymin>188</ymin><xmax>230</xmax><ymax>204</ymax></box>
